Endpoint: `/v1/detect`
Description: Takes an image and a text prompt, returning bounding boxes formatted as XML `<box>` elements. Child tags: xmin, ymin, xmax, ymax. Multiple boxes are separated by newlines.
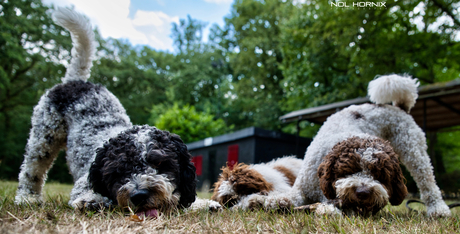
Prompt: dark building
<box><xmin>186</xmin><ymin>127</ymin><xmax>311</xmax><ymax>190</ymax></box>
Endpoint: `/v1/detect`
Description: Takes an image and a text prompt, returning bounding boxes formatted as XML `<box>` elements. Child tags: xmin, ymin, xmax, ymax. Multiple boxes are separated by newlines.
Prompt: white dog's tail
<box><xmin>368</xmin><ymin>74</ymin><xmax>419</xmax><ymax>113</ymax></box>
<box><xmin>53</xmin><ymin>7</ymin><xmax>95</xmax><ymax>83</ymax></box>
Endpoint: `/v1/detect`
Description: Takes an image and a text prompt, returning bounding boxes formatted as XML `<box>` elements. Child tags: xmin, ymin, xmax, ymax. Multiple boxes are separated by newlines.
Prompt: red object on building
<box><xmin>227</xmin><ymin>144</ymin><xmax>239</xmax><ymax>170</ymax></box>
<box><xmin>191</xmin><ymin>155</ymin><xmax>203</xmax><ymax>176</ymax></box>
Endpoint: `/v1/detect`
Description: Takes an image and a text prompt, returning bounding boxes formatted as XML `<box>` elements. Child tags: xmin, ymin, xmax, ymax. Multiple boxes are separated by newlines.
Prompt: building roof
<box><xmin>187</xmin><ymin>126</ymin><xmax>308</xmax><ymax>150</ymax></box>
<box><xmin>279</xmin><ymin>79</ymin><xmax>460</xmax><ymax>131</ymax></box>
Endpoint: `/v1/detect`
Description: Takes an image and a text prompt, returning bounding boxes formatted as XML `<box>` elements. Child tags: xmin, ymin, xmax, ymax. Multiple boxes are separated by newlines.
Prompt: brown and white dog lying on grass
<box><xmin>211</xmin><ymin>156</ymin><xmax>303</xmax><ymax>209</ymax></box>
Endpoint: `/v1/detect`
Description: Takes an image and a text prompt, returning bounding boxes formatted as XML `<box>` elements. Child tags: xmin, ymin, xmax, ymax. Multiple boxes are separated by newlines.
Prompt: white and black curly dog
<box><xmin>241</xmin><ymin>75</ymin><xmax>451</xmax><ymax>217</ymax></box>
<box><xmin>15</xmin><ymin>8</ymin><xmax>196</xmax><ymax>218</ymax></box>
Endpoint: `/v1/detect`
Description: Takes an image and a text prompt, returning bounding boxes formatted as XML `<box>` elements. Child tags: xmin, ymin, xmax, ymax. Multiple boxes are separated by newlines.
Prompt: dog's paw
<box><xmin>187</xmin><ymin>198</ymin><xmax>222</xmax><ymax>212</ymax></box>
<box><xmin>248</xmin><ymin>195</ymin><xmax>267</xmax><ymax>210</ymax></box>
<box><xmin>14</xmin><ymin>193</ymin><xmax>43</xmax><ymax>205</ymax></box>
<box><xmin>258</xmin><ymin>194</ymin><xmax>293</xmax><ymax>211</ymax></box>
<box><xmin>71</xmin><ymin>192</ymin><xmax>112</xmax><ymax>211</ymax></box>
<box><xmin>235</xmin><ymin>194</ymin><xmax>293</xmax><ymax>211</ymax></box>
<box><xmin>426</xmin><ymin>201</ymin><xmax>451</xmax><ymax>217</ymax></box>
<box><xmin>207</xmin><ymin>200</ymin><xmax>222</xmax><ymax>212</ymax></box>
<box><xmin>270</xmin><ymin>196</ymin><xmax>293</xmax><ymax>210</ymax></box>
<box><xmin>315</xmin><ymin>203</ymin><xmax>343</xmax><ymax>216</ymax></box>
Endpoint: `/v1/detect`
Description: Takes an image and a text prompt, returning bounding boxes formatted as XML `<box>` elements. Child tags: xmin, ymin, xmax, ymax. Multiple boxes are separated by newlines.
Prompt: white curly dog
<box><xmin>242</xmin><ymin>75</ymin><xmax>451</xmax><ymax>217</ymax></box>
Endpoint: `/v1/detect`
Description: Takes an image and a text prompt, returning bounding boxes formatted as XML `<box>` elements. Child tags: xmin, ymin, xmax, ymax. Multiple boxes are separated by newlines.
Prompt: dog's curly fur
<box><xmin>317</xmin><ymin>137</ymin><xmax>407</xmax><ymax>216</ymax></box>
<box><xmin>15</xmin><ymin>8</ymin><xmax>196</xmax><ymax>216</ymax></box>
<box><xmin>211</xmin><ymin>156</ymin><xmax>302</xmax><ymax>209</ymax></box>
<box><xmin>241</xmin><ymin>74</ymin><xmax>451</xmax><ymax>217</ymax></box>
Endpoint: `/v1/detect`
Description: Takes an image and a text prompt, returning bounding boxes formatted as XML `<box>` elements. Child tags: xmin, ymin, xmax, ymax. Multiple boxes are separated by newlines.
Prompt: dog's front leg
<box><xmin>70</xmin><ymin>173</ymin><xmax>112</xmax><ymax>211</ymax></box>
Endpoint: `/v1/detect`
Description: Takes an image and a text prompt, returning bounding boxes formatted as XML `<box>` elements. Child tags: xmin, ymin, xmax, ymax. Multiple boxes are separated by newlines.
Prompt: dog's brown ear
<box><xmin>318</xmin><ymin>159</ymin><xmax>336</xmax><ymax>199</ymax></box>
<box><xmin>371</xmin><ymin>147</ymin><xmax>408</xmax><ymax>206</ymax></box>
<box><xmin>389</xmin><ymin>162</ymin><xmax>408</xmax><ymax>205</ymax></box>
<box><xmin>211</xmin><ymin>165</ymin><xmax>244</xmax><ymax>207</ymax></box>
<box><xmin>230</xmin><ymin>164</ymin><xmax>273</xmax><ymax>196</ymax></box>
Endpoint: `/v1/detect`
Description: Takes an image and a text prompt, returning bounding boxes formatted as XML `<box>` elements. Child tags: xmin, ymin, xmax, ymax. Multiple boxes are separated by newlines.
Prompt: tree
<box><xmin>149</xmin><ymin>103</ymin><xmax>233</xmax><ymax>143</ymax></box>
<box><xmin>220</xmin><ymin>0</ymin><xmax>295</xmax><ymax>130</ymax></box>
<box><xmin>0</xmin><ymin>0</ymin><xmax>71</xmax><ymax>180</ymax></box>
<box><xmin>279</xmin><ymin>0</ymin><xmax>460</xmax><ymax>137</ymax></box>
<box><xmin>171</xmin><ymin>15</ymin><xmax>208</xmax><ymax>53</ymax></box>
<box><xmin>169</xmin><ymin>16</ymin><xmax>233</xmax><ymax>121</ymax></box>
<box><xmin>91</xmin><ymin>36</ymin><xmax>174</xmax><ymax>125</ymax></box>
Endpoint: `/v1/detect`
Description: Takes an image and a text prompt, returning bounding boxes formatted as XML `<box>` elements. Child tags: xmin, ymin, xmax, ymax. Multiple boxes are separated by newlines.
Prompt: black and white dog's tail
<box><xmin>368</xmin><ymin>74</ymin><xmax>419</xmax><ymax>113</ymax></box>
<box><xmin>53</xmin><ymin>7</ymin><xmax>96</xmax><ymax>83</ymax></box>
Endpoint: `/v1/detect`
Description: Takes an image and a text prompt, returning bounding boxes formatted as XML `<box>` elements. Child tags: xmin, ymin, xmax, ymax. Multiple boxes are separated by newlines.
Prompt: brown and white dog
<box><xmin>211</xmin><ymin>156</ymin><xmax>302</xmax><ymax>209</ymax></box>
<box><xmin>241</xmin><ymin>75</ymin><xmax>451</xmax><ymax>217</ymax></box>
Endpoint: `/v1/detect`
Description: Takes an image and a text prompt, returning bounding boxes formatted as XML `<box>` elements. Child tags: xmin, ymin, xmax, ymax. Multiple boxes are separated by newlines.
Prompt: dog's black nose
<box><xmin>130</xmin><ymin>189</ymin><xmax>150</xmax><ymax>206</ymax></box>
<box><xmin>356</xmin><ymin>187</ymin><xmax>371</xmax><ymax>199</ymax></box>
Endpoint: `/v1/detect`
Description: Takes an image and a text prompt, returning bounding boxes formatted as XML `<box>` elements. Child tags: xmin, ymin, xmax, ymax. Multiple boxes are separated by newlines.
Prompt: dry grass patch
<box><xmin>1</xmin><ymin>181</ymin><xmax>459</xmax><ymax>233</ymax></box>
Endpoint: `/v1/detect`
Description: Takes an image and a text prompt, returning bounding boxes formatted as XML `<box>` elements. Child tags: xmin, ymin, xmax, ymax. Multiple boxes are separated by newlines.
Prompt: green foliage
<box><xmin>281</xmin><ymin>120</ymin><xmax>321</xmax><ymax>139</ymax></box>
<box><xmin>47</xmin><ymin>152</ymin><xmax>73</xmax><ymax>183</ymax></box>
<box><xmin>91</xmin><ymin>37</ymin><xmax>173</xmax><ymax>124</ymax></box>
<box><xmin>169</xmin><ymin>16</ymin><xmax>233</xmax><ymax>119</ymax></box>
<box><xmin>219</xmin><ymin>0</ymin><xmax>295</xmax><ymax>130</ymax></box>
<box><xmin>172</xmin><ymin>15</ymin><xmax>208</xmax><ymax>53</ymax></box>
<box><xmin>279</xmin><ymin>0</ymin><xmax>460</xmax><ymax>114</ymax></box>
<box><xmin>0</xmin><ymin>0</ymin><xmax>71</xmax><ymax>180</ymax></box>
<box><xmin>149</xmin><ymin>103</ymin><xmax>233</xmax><ymax>143</ymax></box>
<box><xmin>277</xmin><ymin>0</ymin><xmax>460</xmax><ymax>139</ymax></box>
<box><xmin>435</xmin><ymin>130</ymin><xmax>460</xmax><ymax>173</ymax></box>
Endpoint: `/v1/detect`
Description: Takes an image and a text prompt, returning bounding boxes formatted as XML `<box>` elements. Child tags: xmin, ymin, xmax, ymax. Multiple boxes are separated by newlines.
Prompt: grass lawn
<box><xmin>1</xmin><ymin>181</ymin><xmax>459</xmax><ymax>233</ymax></box>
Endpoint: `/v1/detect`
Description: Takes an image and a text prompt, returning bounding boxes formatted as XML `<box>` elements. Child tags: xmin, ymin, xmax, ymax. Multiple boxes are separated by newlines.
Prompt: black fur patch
<box><xmin>351</xmin><ymin>111</ymin><xmax>364</xmax><ymax>120</ymax></box>
<box><xmin>48</xmin><ymin>80</ymin><xmax>103</xmax><ymax>113</ymax></box>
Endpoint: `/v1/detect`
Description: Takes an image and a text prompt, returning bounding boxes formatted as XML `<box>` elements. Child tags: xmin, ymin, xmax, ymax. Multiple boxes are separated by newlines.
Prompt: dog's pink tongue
<box><xmin>137</xmin><ymin>209</ymin><xmax>158</xmax><ymax>219</ymax></box>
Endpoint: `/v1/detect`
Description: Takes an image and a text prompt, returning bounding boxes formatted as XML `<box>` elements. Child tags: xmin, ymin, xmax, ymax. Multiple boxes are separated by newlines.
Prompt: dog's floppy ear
<box><xmin>230</xmin><ymin>163</ymin><xmax>273</xmax><ymax>195</ymax></box>
<box><xmin>210</xmin><ymin>165</ymin><xmax>242</xmax><ymax>207</ymax></box>
<box><xmin>318</xmin><ymin>157</ymin><xmax>337</xmax><ymax>199</ymax></box>
<box><xmin>370</xmin><ymin>145</ymin><xmax>408</xmax><ymax>206</ymax></box>
<box><xmin>388</xmin><ymin>160</ymin><xmax>408</xmax><ymax>205</ymax></box>
<box><xmin>171</xmin><ymin>134</ymin><xmax>197</xmax><ymax>208</ymax></box>
<box><xmin>88</xmin><ymin>145</ymin><xmax>111</xmax><ymax>199</ymax></box>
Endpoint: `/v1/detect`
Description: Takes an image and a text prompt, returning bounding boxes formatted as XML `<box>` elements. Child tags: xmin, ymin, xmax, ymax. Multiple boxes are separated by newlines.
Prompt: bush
<box><xmin>149</xmin><ymin>103</ymin><xmax>233</xmax><ymax>143</ymax></box>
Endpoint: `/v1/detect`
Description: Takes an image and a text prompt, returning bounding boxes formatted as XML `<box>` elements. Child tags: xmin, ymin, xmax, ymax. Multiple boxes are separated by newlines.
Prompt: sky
<box><xmin>42</xmin><ymin>0</ymin><xmax>234</xmax><ymax>52</ymax></box>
